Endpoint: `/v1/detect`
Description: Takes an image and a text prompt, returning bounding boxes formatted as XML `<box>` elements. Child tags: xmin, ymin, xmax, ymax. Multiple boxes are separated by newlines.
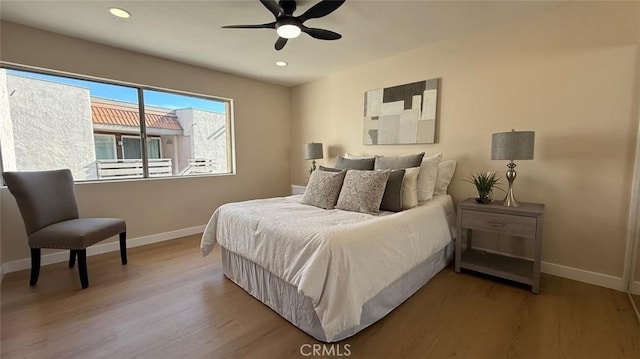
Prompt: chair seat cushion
<box><xmin>28</xmin><ymin>218</ymin><xmax>126</xmax><ymax>250</ymax></box>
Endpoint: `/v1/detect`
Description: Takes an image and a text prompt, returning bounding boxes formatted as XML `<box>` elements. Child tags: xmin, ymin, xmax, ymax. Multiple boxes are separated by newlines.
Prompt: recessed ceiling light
<box><xmin>109</xmin><ymin>7</ymin><xmax>131</xmax><ymax>19</ymax></box>
<box><xmin>276</xmin><ymin>61</ymin><xmax>288</xmax><ymax>67</ymax></box>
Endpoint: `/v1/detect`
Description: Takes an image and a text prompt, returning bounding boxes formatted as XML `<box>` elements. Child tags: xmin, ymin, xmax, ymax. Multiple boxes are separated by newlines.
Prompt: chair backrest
<box><xmin>2</xmin><ymin>169</ymin><xmax>79</xmax><ymax>235</ymax></box>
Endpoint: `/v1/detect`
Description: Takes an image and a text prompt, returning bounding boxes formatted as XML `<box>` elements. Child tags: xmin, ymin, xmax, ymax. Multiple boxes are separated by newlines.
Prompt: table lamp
<box><xmin>304</xmin><ymin>142</ymin><xmax>323</xmax><ymax>175</ymax></box>
<box><xmin>491</xmin><ymin>130</ymin><xmax>535</xmax><ymax>207</ymax></box>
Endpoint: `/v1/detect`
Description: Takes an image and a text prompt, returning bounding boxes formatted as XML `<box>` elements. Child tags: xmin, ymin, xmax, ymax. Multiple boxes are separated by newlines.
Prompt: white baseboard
<box><xmin>629</xmin><ymin>280</ymin><xmax>640</xmax><ymax>295</ymax></box>
<box><xmin>1</xmin><ymin>225</ymin><xmax>205</xmax><ymax>276</ymax></box>
<box><xmin>541</xmin><ymin>261</ymin><xmax>626</xmax><ymax>291</ymax></box>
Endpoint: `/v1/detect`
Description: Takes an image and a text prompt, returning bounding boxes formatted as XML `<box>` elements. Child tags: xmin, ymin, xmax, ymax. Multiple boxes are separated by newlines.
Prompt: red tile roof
<box><xmin>92</xmin><ymin>100</ymin><xmax>182</xmax><ymax>131</ymax></box>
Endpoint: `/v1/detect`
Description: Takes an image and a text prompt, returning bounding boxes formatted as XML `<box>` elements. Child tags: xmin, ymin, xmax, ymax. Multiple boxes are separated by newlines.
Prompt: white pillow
<box><xmin>433</xmin><ymin>160</ymin><xmax>457</xmax><ymax>196</ymax></box>
<box><xmin>402</xmin><ymin>167</ymin><xmax>421</xmax><ymax>209</ymax></box>
<box><xmin>417</xmin><ymin>153</ymin><xmax>442</xmax><ymax>202</ymax></box>
<box><xmin>344</xmin><ymin>152</ymin><xmax>375</xmax><ymax>159</ymax></box>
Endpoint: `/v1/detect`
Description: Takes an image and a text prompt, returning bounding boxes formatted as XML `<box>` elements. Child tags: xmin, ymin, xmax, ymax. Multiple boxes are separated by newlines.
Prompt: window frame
<box><xmin>0</xmin><ymin>62</ymin><xmax>236</xmax><ymax>183</ymax></box>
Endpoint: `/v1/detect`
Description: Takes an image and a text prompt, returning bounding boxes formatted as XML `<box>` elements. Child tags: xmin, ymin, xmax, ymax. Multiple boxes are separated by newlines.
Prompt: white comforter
<box><xmin>200</xmin><ymin>195</ymin><xmax>455</xmax><ymax>341</ymax></box>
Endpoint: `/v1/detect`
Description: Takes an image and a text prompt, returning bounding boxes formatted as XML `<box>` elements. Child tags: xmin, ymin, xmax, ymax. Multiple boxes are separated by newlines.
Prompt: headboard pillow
<box><xmin>417</xmin><ymin>153</ymin><xmax>443</xmax><ymax>202</ymax></box>
<box><xmin>302</xmin><ymin>168</ymin><xmax>347</xmax><ymax>209</ymax></box>
<box><xmin>401</xmin><ymin>167</ymin><xmax>421</xmax><ymax>209</ymax></box>
<box><xmin>318</xmin><ymin>165</ymin><xmax>342</xmax><ymax>173</ymax></box>
<box><xmin>374</xmin><ymin>152</ymin><xmax>425</xmax><ymax>170</ymax></box>
<box><xmin>336</xmin><ymin>169</ymin><xmax>391</xmax><ymax>215</ymax></box>
<box><xmin>335</xmin><ymin>156</ymin><xmax>375</xmax><ymax>170</ymax></box>
<box><xmin>433</xmin><ymin>160</ymin><xmax>457</xmax><ymax>196</ymax></box>
<box><xmin>379</xmin><ymin>169</ymin><xmax>406</xmax><ymax>212</ymax></box>
<box><xmin>344</xmin><ymin>152</ymin><xmax>375</xmax><ymax>159</ymax></box>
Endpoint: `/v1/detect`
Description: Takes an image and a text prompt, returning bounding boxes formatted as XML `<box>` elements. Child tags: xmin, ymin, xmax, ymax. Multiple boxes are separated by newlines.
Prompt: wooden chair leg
<box><xmin>29</xmin><ymin>248</ymin><xmax>41</xmax><ymax>286</ymax></box>
<box><xmin>119</xmin><ymin>232</ymin><xmax>127</xmax><ymax>265</ymax></box>
<box><xmin>69</xmin><ymin>250</ymin><xmax>77</xmax><ymax>268</ymax></box>
<box><xmin>77</xmin><ymin>249</ymin><xmax>89</xmax><ymax>289</ymax></box>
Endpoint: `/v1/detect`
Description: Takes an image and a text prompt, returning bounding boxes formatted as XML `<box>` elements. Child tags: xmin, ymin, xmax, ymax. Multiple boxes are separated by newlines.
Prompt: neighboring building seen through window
<box><xmin>0</xmin><ymin>68</ymin><xmax>233</xmax><ymax>181</ymax></box>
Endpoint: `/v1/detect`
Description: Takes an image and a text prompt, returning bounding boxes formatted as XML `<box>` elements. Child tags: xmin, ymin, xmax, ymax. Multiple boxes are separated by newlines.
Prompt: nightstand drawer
<box><xmin>461</xmin><ymin>210</ymin><xmax>537</xmax><ymax>238</ymax></box>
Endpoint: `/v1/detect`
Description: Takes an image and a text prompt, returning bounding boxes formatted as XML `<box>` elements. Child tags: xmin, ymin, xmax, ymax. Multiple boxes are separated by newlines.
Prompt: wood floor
<box><xmin>2</xmin><ymin>235</ymin><xmax>639</xmax><ymax>359</ymax></box>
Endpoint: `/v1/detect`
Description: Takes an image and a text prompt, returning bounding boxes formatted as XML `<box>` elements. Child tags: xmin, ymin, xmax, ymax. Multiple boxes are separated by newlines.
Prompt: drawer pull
<box><xmin>488</xmin><ymin>220</ymin><xmax>506</xmax><ymax>227</ymax></box>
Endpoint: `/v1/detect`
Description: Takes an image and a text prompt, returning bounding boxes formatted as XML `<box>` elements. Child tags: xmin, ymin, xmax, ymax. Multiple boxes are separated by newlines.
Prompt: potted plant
<box><xmin>465</xmin><ymin>172</ymin><xmax>502</xmax><ymax>204</ymax></box>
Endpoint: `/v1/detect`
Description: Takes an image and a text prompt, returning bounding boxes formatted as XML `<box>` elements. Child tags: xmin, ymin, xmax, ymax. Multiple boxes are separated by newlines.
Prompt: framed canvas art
<box><xmin>363</xmin><ymin>78</ymin><xmax>440</xmax><ymax>145</ymax></box>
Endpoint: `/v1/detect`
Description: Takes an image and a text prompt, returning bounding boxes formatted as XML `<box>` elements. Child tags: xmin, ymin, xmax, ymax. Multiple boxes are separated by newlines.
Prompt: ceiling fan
<box><xmin>222</xmin><ymin>0</ymin><xmax>346</xmax><ymax>51</ymax></box>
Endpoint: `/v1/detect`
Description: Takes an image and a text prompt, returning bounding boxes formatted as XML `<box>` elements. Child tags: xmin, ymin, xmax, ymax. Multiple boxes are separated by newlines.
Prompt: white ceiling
<box><xmin>0</xmin><ymin>0</ymin><xmax>561</xmax><ymax>87</ymax></box>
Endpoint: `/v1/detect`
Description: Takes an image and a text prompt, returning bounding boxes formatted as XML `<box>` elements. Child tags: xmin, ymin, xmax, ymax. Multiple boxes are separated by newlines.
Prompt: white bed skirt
<box><xmin>221</xmin><ymin>242</ymin><xmax>454</xmax><ymax>342</ymax></box>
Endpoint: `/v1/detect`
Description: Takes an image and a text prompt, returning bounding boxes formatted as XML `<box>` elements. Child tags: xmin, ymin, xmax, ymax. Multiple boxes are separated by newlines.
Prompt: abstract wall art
<box><xmin>363</xmin><ymin>78</ymin><xmax>440</xmax><ymax>145</ymax></box>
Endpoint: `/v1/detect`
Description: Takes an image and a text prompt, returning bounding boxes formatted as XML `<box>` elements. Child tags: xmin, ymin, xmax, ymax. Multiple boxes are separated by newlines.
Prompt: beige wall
<box><xmin>291</xmin><ymin>2</ymin><xmax>640</xmax><ymax>278</ymax></box>
<box><xmin>0</xmin><ymin>21</ymin><xmax>291</xmax><ymax>263</ymax></box>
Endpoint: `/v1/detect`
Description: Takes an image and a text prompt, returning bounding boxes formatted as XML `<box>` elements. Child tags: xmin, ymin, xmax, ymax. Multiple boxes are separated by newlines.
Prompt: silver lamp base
<box><xmin>308</xmin><ymin>159</ymin><xmax>317</xmax><ymax>175</ymax></box>
<box><xmin>502</xmin><ymin>161</ymin><xmax>520</xmax><ymax>207</ymax></box>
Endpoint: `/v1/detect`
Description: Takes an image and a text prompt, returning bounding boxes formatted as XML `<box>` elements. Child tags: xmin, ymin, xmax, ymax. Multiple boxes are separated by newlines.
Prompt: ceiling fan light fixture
<box><xmin>276</xmin><ymin>24</ymin><xmax>301</xmax><ymax>39</ymax></box>
<box><xmin>223</xmin><ymin>0</ymin><xmax>345</xmax><ymax>50</ymax></box>
<box><xmin>109</xmin><ymin>7</ymin><xmax>131</xmax><ymax>19</ymax></box>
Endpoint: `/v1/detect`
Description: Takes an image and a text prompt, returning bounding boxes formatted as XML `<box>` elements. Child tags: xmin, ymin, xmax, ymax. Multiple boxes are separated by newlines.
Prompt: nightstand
<box><xmin>455</xmin><ymin>198</ymin><xmax>545</xmax><ymax>293</ymax></box>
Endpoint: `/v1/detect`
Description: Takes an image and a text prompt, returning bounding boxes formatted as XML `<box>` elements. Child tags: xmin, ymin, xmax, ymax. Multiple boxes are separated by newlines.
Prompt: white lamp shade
<box><xmin>491</xmin><ymin>131</ymin><xmax>535</xmax><ymax>160</ymax></box>
<box><xmin>304</xmin><ymin>143</ymin><xmax>323</xmax><ymax>160</ymax></box>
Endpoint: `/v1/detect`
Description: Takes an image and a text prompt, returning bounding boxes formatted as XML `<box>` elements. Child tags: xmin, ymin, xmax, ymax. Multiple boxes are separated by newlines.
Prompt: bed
<box><xmin>200</xmin><ymin>193</ymin><xmax>456</xmax><ymax>342</ymax></box>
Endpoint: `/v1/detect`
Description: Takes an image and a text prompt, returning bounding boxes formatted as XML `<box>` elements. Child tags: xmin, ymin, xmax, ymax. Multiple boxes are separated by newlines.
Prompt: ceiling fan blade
<box><xmin>275</xmin><ymin>37</ymin><xmax>288</xmax><ymax>50</ymax></box>
<box><xmin>222</xmin><ymin>22</ymin><xmax>276</xmax><ymax>29</ymax></box>
<box><xmin>299</xmin><ymin>0</ymin><xmax>346</xmax><ymax>22</ymax></box>
<box><xmin>301</xmin><ymin>27</ymin><xmax>342</xmax><ymax>40</ymax></box>
<box><xmin>260</xmin><ymin>0</ymin><xmax>281</xmax><ymax>18</ymax></box>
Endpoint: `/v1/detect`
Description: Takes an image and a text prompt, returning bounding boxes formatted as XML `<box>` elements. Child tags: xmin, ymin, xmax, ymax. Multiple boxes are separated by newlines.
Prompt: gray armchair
<box><xmin>2</xmin><ymin>169</ymin><xmax>127</xmax><ymax>289</ymax></box>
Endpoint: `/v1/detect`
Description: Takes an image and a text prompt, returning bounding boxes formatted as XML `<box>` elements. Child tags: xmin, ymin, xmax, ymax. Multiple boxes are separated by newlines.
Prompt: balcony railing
<box><xmin>182</xmin><ymin>158</ymin><xmax>218</xmax><ymax>175</ymax></box>
<box><xmin>96</xmin><ymin>159</ymin><xmax>173</xmax><ymax>179</ymax></box>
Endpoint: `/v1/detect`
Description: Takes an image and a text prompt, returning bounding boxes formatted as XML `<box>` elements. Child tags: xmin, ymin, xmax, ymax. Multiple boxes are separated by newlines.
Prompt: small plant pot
<box><xmin>466</xmin><ymin>172</ymin><xmax>502</xmax><ymax>205</ymax></box>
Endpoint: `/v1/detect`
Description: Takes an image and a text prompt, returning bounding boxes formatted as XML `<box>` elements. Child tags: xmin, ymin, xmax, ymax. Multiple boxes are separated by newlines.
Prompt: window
<box><xmin>0</xmin><ymin>67</ymin><xmax>234</xmax><ymax>181</ymax></box>
<box><xmin>121</xmin><ymin>136</ymin><xmax>161</xmax><ymax>159</ymax></box>
<box><xmin>142</xmin><ymin>89</ymin><xmax>231</xmax><ymax>176</ymax></box>
<box><xmin>147</xmin><ymin>138</ymin><xmax>161</xmax><ymax>159</ymax></box>
<box><xmin>94</xmin><ymin>134</ymin><xmax>116</xmax><ymax>160</ymax></box>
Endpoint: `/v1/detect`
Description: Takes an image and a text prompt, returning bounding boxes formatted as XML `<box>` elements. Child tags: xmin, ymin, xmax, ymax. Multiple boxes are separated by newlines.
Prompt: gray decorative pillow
<box><xmin>302</xmin><ymin>169</ymin><xmax>346</xmax><ymax>209</ymax></box>
<box><xmin>335</xmin><ymin>156</ymin><xmax>375</xmax><ymax>170</ymax></box>
<box><xmin>336</xmin><ymin>169</ymin><xmax>391</xmax><ymax>215</ymax></box>
<box><xmin>318</xmin><ymin>165</ymin><xmax>342</xmax><ymax>173</ymax></box>
<box><xmin>374</xmin><ymin>152</ymin><xmax>425</xmax><ymax>170</ymax></box>
<box><xmin>379</xmin><ymin>169</ymin><xmax>406</xmax><ymax>212</ymax></box>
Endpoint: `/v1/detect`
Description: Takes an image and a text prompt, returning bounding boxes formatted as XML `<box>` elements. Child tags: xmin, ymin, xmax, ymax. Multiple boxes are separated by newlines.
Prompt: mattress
<box><xmin>201</xmin><ymin>194</ymin><xmax>456</xmax><ymax>341</ymax></box>
<box><xmin>221</xmin><ymin>242</ymin><xmax>453</xmax><ymax>342</ymax></box>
